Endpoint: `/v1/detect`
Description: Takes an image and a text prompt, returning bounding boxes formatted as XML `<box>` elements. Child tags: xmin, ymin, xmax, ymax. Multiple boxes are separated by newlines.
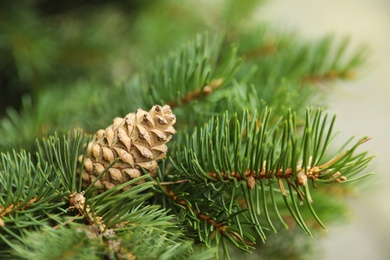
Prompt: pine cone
<box><xmin>79</xmin><ymin>105</ymin><xmax>176</xmax><ymax>191</ymax></box>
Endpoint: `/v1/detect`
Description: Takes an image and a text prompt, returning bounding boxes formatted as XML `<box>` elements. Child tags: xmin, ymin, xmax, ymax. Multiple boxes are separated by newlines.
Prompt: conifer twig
<box><xmin>163</xmin><ymin>186</ymin><xmax>227</xmax><ymax>231</ymax></box>
<box><xmin>206</xmin><ymin>154</ymin><xmax>350</xmax><ymax>189</ymax></box>
<box><xmin>242</xmin><ymin>43</ymin><xmax>278</xmax><ymax>60</ymax></box>
<box><xmin>167</xmin><ymin>78</ymin><xmax>224</xmax><ymax>108</ymax></box>
<box><xmin>68</xmin><ymin>192</ymin><xmax>106</xmax><ymax>233</ymax></box>
<box><xmin>0</xmin><ymin>198</ymin><xmax>38</xmax><ymax>227</ymax></box>
<box><xmin>303</xmin><ymin>70</ymin><xmax>356</xmax><ymax>84</ymax></box>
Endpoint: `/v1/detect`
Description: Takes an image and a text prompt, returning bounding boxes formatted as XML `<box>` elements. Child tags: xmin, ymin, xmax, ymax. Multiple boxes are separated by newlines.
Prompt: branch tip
<box><xmin>68</xmin><ymin>192</ymin><xmax>106</xmax><ymax>233</ymax></box>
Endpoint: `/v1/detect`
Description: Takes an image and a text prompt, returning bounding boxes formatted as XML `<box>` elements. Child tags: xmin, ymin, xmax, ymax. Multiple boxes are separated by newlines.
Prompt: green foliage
<box><xmin>160</xmin><ymin>108</ymin><xmax>372</xmax><ymax>257</ymax></box>
<box><xmin>0</xmin><ymin>151</ymin><xmax>65</xmax><ymax>258</ymax></box>
<box><xmin>0</xmin><ymin>0</ymin><xmax>375</xmax><ymax>259</ymax></box>
<box><xmin>13</xmin><ymin>225</ymin><xmax>104</xmax><ymax>260</ymax></box>
<box><xmin>36</xmin><ymin>131</ymin><xmax>91</xmax><ymax>192</ymax></box>
<box><xmin>1</xmin><ymin>132</ymin><xmax>214</xmax><ymax>259</ymax></box>
<box><xmin>0</xmin><ymin>109</ymin><xmax>373</xmax><ymax>259</ymax></box>
<box><xmin>12</xmin><ymin>205</ymin><xmax>214</xmax><ymax>260</ymax></box>
<box><xmin>0</xmin><ymin>131</ymin><xmax>89</xmax><ymax>258</ymax></box>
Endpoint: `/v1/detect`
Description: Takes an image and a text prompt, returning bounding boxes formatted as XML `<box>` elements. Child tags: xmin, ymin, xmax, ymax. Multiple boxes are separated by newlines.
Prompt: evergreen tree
<box><xmin>0</xmin><ymin>0</ymin><xmax>374</xmax><ymax>259</ymax></box>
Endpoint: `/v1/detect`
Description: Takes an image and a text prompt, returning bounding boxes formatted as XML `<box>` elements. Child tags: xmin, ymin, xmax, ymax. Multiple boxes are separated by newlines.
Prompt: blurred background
<box><xmin>0</xmin><ymin>0</ymin><xmax>389</xmax><ymax>259</ymax></box>
<box><xmin>258</xmin><ymin>0</ymin><xmax>390</xmax><ymax>259</ymax></box>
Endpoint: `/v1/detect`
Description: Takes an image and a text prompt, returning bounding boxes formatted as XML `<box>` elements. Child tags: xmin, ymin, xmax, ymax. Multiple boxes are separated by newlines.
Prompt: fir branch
<box><xmin>0</xmin><ymin>150</ymin><xmax>67</xmax><ymax>251</ymax></box>
<box><xmin>12</xmin><ymin>224</ymin><xmax>105</xmax><ymax>260</ymax></box>
<box><xmin>240</xmin><ymin>33</ymin><xmax>367</xmax><ymax>86</ymax></box>
<box><xmin>230</xmin><ymin>32</ymin><xmax>368</xmax><ymax>119</ymax></box>
<box><xmin>242</xmin><ymin>42</ymin><xmax>278</xmax><ymax>60</ymax></box>
<box><xmin>0</xmin><ymin>198</ymin><xmax>38</xmax><ymax>226</ymax></box>
<box><xmin>300</xmin><ymin>35</ymin><xmax>367</xmax><ymax>85</ymax></box>
<box><xmin>165</xmin><ymin>129</ymin><xmax>263</xmax><ymax>254</ymax></box>
<box><xmin>169</xmin><ymin>107</ymin><xmax>373</xmax><ymax>246</ymax></box>
<box><xmin>0</xmin><ymin>131</ymin><xmax>92</xmax><ymax>255</ymax></box>
<box><xmin>0</xmin><ymin>89</ymin><xmax>92</xmax><ymax>153</ymax></box>
<box><xmin>173</xmin><ymin>108</ymin><xmax>373</xmax><ymax>184</ymax></box>
<box><xmin>133</xmin><ymin>34</ymin><xmax>240</xmax><ymax>111</ymax></box>
<box><xmin>67</xmin><ymin>191</ymin><xmax>106</xmax><ymax>233</ymax></box>
<box><xmin>163</xmin><ymin>185</ymin><xmax>228</xmax><ymax>232</ymax></box>
<box><xmin>204</xmin><ymin>134</ymin><xmax>370</xmax><ymax>186</ymax></box>
<box><xmin>155</xmin><ymin>176</ymin><xmax>257</xmax><ymax>256</ymax></box>
<box><xmin>36</xmin><ymin>130</ymin><xmax>91</xmax><ymax>192</ymax></box>
<box><xmin>302</xmin><ymin>69</ymin><xmax>356</xmax><ymax>84</ymax></box>
<box><xmin>0</xmin><ymin>96</ymin><xmax>42</xmax><ymax>152</ymax></box>
<box><xmin>0</xmin><ymin>1</ymin><xmax>377</xmax><ymax>259</ymax></box>
<box><xmin>167</xmin><ymin>78</ymin><xmax>225</xmax><ymax>108</ymax></box>
<box><xmin>112</xmin><ymin>203</ymin><xmax>216</xmax><ymax>260</ymax></box>
<box><xmin>0</xmin><ymin>150</ymin><xmax>65</xmax><ymax>221</ymax></box>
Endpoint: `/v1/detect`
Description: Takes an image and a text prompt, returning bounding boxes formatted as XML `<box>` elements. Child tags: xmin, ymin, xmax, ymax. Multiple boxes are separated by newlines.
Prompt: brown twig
<box><xmin>0</xmin><ymin>198</ymin><xmax>38</xmax><ymax>227</ymax></box>
<box><xmin>167</xmin><ymin>78</ymin><xmax>224</xmax><ymax>108</ymax></box>
<box><xmin>207</xmin><ymin>153</ymin><xmax>353</xmax><ymax>191</ymax></box>
<box><xmin>242</xmin><ymin>43</ymin><xmax>278</xmax><ymax>60</ymax></box>
<box><xmin>163</xmin><ymin>186</ymin><xmax>226</xmax><ymax>232</ymax></box>
<box><xmin>302</xmin><ymin>70</ymin><xmax>356</xmax><ymax>85</ymax></box>
<box><xmin>0</xmin><ymin>198</ymin><xmax>38</xmax><ymax>218</ymax></box>
<box><xmin>68</xmin><ymin>192</ymin><xmax>106</xmax><ymax>233</ymax></box>
<box><xmin>163</xmin><ymin>184</ymin><xmax>257</xmax><ymax>246</ymax></box>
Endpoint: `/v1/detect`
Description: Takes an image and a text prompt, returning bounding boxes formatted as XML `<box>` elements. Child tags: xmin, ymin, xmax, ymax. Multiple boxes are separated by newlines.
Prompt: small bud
<box><xmin>247</xmin><ymin>176</ymin><xmax>256</xmax><ymax>190</ymax></box>
<box><xmin>296</xmin><ymin>171</ymin><xmax>308</xmax><ymax>186</ymax></box>
<box><xmin>0</xmin><ymin>217</ymin><xmax>5</xmax><ymax>227</ymax></box>
<box><xmin>203</xmin><ymin>86</ymin><xmax>213</xmax><ymax>96</ymax></box>
<box><xmin>209</xmin><ymin>78</ymin><xmax>224</xmax><ymax>88</ymax></box>
<box><xmin>331</xmin><ymin>171</ymin><xmax>347</xmax><ymax>183</ymax></box>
